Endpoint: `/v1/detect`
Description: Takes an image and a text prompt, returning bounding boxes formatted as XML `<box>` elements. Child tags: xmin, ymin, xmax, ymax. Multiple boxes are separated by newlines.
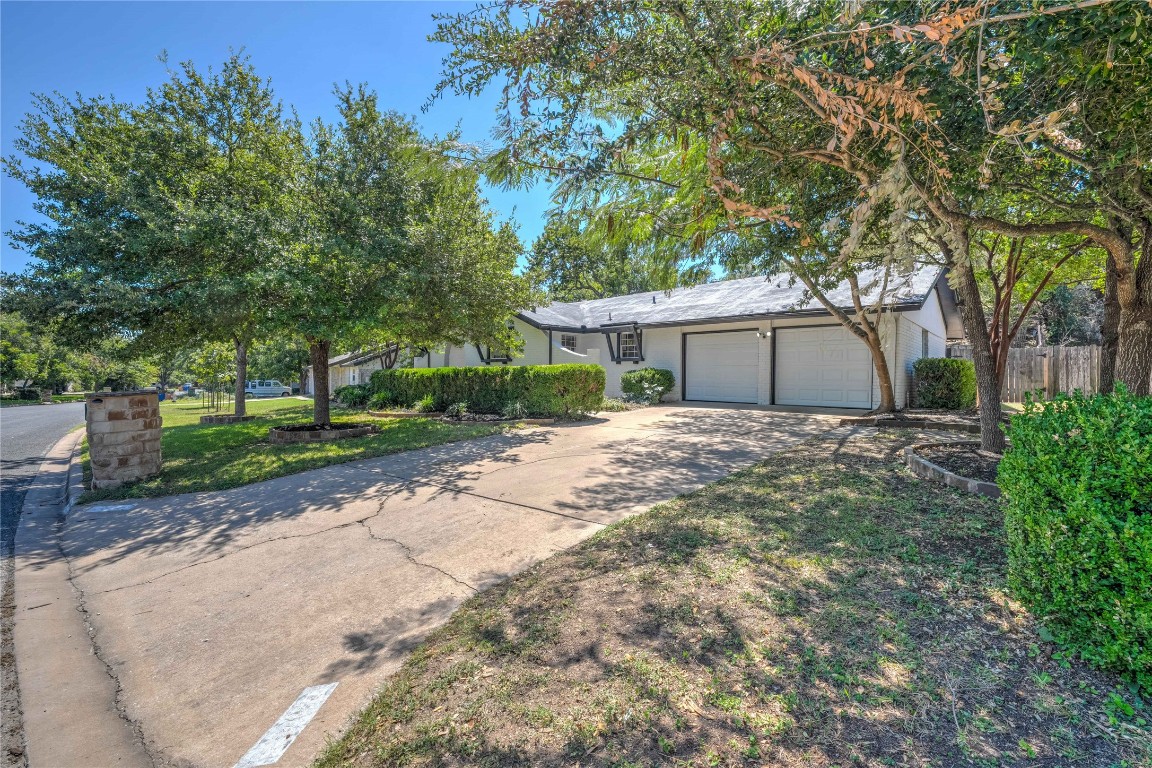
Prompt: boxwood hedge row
<box><xmin>999</xmin><ymin>388</ymin><xmax>1151</xmax><ymax>690</ymax></box>
<box><xmin>368</xmin><ymin>364</ymin><xmax>605</xmax><ymax>417</ymax></box>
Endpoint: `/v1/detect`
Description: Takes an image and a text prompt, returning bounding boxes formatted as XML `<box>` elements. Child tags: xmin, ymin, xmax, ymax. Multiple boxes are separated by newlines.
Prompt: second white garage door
<box><xmin>775</xmin><ymin>326</ymin><xmax>873</xmax><ymax>408</ymax></box>
<box><xmin>684</xmin><ymin>330</ymin><xmax>760</xmax><ymax>403</ymax></box>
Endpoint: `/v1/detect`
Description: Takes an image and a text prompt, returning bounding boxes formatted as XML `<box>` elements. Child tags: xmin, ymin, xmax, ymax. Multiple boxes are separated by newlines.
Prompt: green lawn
<box><xmin>316</xmin><ymin>431</ymin><xmax>1149</xmax><ymax>768</ymax></box>
<box><xmin>80</xmin><ymin>397</ymin><xmax>505</xmax><ymax>503</ymax></box>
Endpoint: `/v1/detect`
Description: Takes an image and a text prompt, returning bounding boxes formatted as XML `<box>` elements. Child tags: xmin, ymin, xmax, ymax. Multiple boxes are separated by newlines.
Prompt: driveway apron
<box><xmin>58</xmin><ymin>406</ymin><xmax>837</xmax><ymax>767</ymax></box>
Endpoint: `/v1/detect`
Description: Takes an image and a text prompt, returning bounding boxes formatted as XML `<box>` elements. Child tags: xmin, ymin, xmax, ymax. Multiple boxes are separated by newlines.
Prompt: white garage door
<box><xmin>684</xmin><ymin>331</ymin><xmax>760</xmax><ymax>403</ymax></box>
<box><xmin>775</xmin><ymin>326</ymin><xmax>873</xmax><ymax>408</ymax></box>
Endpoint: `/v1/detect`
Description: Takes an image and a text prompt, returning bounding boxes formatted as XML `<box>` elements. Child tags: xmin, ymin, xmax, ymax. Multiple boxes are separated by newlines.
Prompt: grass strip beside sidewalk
<box><xmin>80</xmin><ymin>398</ymin><xmax>504</xmax><ymax>502</ymax></box>
<box><xmin>316</xmin><ymin>430</ymin><xmax>1149</xmax><ymax>768</ymax></box>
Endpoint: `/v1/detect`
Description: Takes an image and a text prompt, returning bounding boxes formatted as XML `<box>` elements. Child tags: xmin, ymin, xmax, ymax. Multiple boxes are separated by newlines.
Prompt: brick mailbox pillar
<box><xmin>86</xmin><ymin>391</ymin><xmax>163</xmax><ymax>490</ymax></box>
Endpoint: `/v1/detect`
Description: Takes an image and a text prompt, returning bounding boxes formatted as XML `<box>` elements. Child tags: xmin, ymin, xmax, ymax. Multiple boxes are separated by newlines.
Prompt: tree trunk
<box><xmin>1115</xmin><ymin>302</ymin><xmax>1152</xmax><ymax>396</ymax></box>
<box><xmin>870</xmin><ymin>345</ymin><xmax>896</xmax><ymax>412</ymax></box>
<box><xmin>309</xmin><ymin>338</ymin><xmax>332</xmax><ymax>425</ymax></box>
<box><xmin>861</xmin><ymin>325</ymin><xmax>895</xmax><ymax>413</ymax></box>
<box><xmin>1113</xmin><ymin>224</ymin><xmax>1152</xmax><ymax>395</ymax></box>
<box><xmin>234</xmin><ymin>338</ymin><xmax>248</xmax><ymax>418</ymax></box>
<box><xmin>1100</xmin><ymin>251</ymin><xmax>1120</xmax><ymax>393</ymax></box>
<box><xmin>299</xmin><ymin>366</ymin><xmax>308</xmax><ymax>398</ymax></box>
<box><xmin>946</xmin><ymin>235</ymin><xmax>1006</xmax><ymax>452</ymax></box>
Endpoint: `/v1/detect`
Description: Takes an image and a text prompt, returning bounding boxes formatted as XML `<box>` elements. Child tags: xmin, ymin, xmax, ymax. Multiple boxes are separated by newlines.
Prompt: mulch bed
<box><xmin>918</xmin><ymin>442</ymin><xmax>1003</xmax><ymax>483</ymax></box>
<box><xmin>443</xmin><ymin>413</ymin><xmax>509</xmax><ymax>423</ymax></box>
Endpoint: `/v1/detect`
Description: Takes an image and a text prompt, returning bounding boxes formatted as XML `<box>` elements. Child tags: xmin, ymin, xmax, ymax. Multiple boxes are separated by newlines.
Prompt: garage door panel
<box><xmin>775</xmin><ymin>326</ymin><xmax>872</xmax><ymax>409</ymax></box>
<box><xmin>684</xmin><ymin>331</ymin><xmax>760</xmax><ymax>403</ymax></box>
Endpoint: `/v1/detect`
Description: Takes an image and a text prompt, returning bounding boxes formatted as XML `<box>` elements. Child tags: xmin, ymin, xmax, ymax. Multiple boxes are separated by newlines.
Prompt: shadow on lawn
<box><xmin>324</xmin><ymin>435</ymin><xmax>1142</xmax><ymax>768</ymax></box>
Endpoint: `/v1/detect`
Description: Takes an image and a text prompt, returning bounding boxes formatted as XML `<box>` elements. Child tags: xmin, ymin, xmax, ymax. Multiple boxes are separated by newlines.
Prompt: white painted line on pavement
<box><xmin>234</xmin><ymin>682</ymin><xmax>339</xmax><ymax>768</ymax></box>
<box><xmin>85</xmin><ymin>504</ymin><xmax>138</xmax><ymax>513</ymax></box>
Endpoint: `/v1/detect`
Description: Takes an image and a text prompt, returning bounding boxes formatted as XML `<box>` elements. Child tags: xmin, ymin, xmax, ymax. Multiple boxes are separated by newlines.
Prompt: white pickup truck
<box><xmin>244</xmin><ymin>380</ymin><xmax>292</xmax><ymax>398</ymax></box>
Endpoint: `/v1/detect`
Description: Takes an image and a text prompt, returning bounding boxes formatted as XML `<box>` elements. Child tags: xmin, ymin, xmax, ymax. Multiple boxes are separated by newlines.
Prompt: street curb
<box><xmin>12</xmin><ymin>428</ymin><xmax>153</xmax><ymax>768</ymax></box>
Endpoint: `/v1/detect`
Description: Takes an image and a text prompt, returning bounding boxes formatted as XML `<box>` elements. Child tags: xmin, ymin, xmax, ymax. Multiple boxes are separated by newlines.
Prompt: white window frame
<box><xmin>619</xmin><ymin>332</ymin><xmax>640</xmax><ymax>359</ymax></box>
<box><xmin>560</xmin><ymin>333</ymin><xmax>578</xmax><ymax>352</ymax></box>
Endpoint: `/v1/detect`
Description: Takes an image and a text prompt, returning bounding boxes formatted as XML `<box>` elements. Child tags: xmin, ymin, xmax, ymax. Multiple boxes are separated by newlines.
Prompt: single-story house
<box><xmin>414</xmin><ymin>268</ymin><xmax>963</xmax><ymax>410</ymax></box>
<box><xmin>305</xmin><ymin>346</ymin><xmax>401</xmax><ymax>397</ymax></box>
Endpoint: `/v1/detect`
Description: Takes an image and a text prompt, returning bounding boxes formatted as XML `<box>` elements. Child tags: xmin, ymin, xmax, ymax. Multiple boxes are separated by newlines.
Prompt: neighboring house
<box><xmin>305</xmin><ymin>347</ymin><xmax>402</xmax><ymax>397</ymax></box>
<box><xmin>415</xmin><ymin>268</ymin><xmax>963</xmax><ymax>409</ymax></box>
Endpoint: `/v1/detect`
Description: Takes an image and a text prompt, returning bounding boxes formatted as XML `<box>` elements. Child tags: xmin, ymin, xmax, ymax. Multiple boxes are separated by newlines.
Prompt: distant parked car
<box><xmin>244</xmin><ymin>380</ymin><xmax>292</xmax><ymax>398</ymax></box>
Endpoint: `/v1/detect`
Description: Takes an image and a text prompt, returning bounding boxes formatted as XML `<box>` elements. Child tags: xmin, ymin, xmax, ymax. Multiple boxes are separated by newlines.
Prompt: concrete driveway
<box><xmin>26</xmin><ymin>405</ymin><xmax>841</xmax><ymax>767</ymax></box>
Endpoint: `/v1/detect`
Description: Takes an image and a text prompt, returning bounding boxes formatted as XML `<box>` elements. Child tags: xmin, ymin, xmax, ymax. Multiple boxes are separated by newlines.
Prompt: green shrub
<box><xmin>413</xmin><ymin>394</ymin><xmax>437</xmax><ymax>413</ymax></box>
<box><xmin>598</xmin><ymin>397</ymin><xmax>631</xmax><ymax>412</ymax></box>
<box><xmin>368</xmin><ymin>391</ymin><xmax>395</xmax><ymax>410</ymax></box>
<box><xmin>52</xmin><ymin>393</ymin><xmax>87</xmax><ymax>403</ymax></box>
<box><xmin>913</xmin><ymin>357</ymin><xmax>976</xmax><ymax>409</ymax></box>
<box><xmin>999</xmin><ymin>388</ymin><xmax>1152</xmax><ymax>690</ymax></box>
<box><xmin>620</xmin><ymin>368</ymin><xmax>676</xmax><ymax>404</ymax></box>
<box><xmin>333</xmin><ymin>384</ymin><xmax>371</xmax><ymax>408</ymax></box>
<box><xmin>370</xmin><ymin>364</ymin><xmax>605</xmax><ymax>418</ymax></box>
<box><xmin>444</xmin><ymin>402</ymin><xmax>468</xmax><ymax>418</ymax></box>
<box><xmin>501</xmin><ymin>401</ymin><xmax>528</xmax><ymax>420</ymax></box>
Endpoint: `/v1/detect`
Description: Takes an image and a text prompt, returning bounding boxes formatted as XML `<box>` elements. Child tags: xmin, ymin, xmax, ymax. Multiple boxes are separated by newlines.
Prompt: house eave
<box><xmin>516</xmin><ymin>300</ymin><xmax>925</xmax><ymax>333</ymax></box>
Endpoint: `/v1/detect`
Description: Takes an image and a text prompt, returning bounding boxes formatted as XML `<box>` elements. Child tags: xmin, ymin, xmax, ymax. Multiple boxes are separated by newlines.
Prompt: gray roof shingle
<box><xmin>519</xmin><ymin>267</ymin><xmax>943</xmax><ymax>331</ymax></box>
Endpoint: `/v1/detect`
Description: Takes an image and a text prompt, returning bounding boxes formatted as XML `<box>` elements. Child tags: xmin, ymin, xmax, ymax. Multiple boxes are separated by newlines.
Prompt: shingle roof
<box><xmin>519</xmin><ymin>267</ymin><xmax>944</xmax><ymax>331</ymax></box>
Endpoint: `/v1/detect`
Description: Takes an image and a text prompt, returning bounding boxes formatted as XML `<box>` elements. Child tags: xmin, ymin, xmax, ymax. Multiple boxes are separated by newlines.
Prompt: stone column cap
<box><xmin>86</xmin><ymin>390</ymin><xmax>159</xmax><ymax>399</ymax></box>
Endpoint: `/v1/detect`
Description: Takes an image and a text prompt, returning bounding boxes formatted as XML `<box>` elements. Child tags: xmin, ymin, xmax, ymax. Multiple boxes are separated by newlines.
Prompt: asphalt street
<box><xmin>1</xmin><ymin>402</ymin><xmax>86</xmax><ymax>557</ymax></box>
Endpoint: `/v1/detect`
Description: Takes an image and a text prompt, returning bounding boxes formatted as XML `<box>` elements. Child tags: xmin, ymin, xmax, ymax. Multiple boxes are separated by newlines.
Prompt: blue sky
<box><xmin>1</xmin><ymin>1</ymin><xmax>551</xmax><ymax>275</ymax></box>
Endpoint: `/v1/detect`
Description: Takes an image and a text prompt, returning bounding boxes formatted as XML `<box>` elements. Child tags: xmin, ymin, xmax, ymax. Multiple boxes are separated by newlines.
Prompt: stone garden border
<box><xmin>268</xmin><ymin>424</ymin><xmax>378</xmax><ymax>445</ymax></box>
<box><xmin>904</xmin><ymin>441</ymin><xmax>1001</xmax><ymax>498</ymax></box>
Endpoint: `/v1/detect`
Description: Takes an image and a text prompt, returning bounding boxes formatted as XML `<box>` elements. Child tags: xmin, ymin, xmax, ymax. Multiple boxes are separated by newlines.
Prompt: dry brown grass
<box><xmin>316</xmin><ymin>430</ymin><xmax>1150</xmax><ymax>768</ymax></box>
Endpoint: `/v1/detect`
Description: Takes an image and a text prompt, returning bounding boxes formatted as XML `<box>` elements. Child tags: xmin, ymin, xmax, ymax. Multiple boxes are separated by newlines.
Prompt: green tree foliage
<box><xmin>248</xmin><ymin>337</ymin><xmax>311</xmax><ymax>391</ymax></box>
<box><xmin>0</xmin><ymin>313</ymin><xmax>42</xmax><ymax>391</ymax></box>
<box><xmin>433</xmin><ymin>5</ymin><xmax>943</xmax><ymax>414</ymax></box>
<box><xmin>1024</xmin><ymin>285</ymin><xmax>1103</xmax><ymax>347</ymax></box>
<box><xmin>4</xmin><ymin>53</ymin><xmax>302</xmax><ymax>416</ymax></box>
<box><xmin>1000</xmin><ymin>390</ymin><xmax>1152</xmax><ymax>691</ymax></box>
<box><xmin>291</xmin><ymin>86</ymin><xmax>532</xmax><ymax>424</ymax></box>
<box><xmin>527</xmin><ymin>215</ymin><xmax>661</xmax><ymax>301</ymax></box>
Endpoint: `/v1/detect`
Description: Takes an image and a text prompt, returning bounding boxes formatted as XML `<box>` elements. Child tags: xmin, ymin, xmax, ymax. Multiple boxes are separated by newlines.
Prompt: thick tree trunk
<box><xmin>946</xmin><ymin>235</ymin><xmax>1006</xmax><ymax>452</ymax></box>
<box><xmin>309</xmin><ymin>338</ymin><xmax>332</xmax><ymax>425</ymax></box>
<box><xmin>1100</xmin><ymin>252</ymin><xmax>1120</xmax><ymax>393</ymax></box>
<box><xmin>1115</xmin><ymin>302</ymin><xmax>1152</xmax><ymax>396</ymax></box>
<box><xmin>234</xmin><ymin>338</ymin><xmax>248</xmax><ymax>418</ymax></box>
<box><xmin>1113</xmin><ymin>225</ymin><xmax>1152</xmax><ymax>395</ymax></box>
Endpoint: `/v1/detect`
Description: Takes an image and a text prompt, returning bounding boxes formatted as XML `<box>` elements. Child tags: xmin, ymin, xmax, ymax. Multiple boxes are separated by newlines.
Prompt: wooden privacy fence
<box><xmin>947</xmin><ymin>345</ymin><xmax>1101</xmax><ymax>402</ymax></box>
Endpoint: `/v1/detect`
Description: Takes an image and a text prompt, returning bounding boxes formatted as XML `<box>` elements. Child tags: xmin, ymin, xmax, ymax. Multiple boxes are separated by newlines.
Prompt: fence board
<box><xmin>946</xmin><ymin>345</ymin><xmax>1100</xmax><ymax>402</ymax></box>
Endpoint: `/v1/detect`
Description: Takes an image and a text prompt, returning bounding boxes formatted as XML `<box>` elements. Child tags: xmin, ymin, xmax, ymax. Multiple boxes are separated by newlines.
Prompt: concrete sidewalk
<box><xmin>21</xmin><ymin>405</ymin><xmax>840</xmax><ymax>767</ymax></box>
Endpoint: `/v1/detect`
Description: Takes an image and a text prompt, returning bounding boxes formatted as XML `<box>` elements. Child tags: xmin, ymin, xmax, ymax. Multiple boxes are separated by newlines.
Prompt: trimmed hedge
<box><xmin>913</xmin><ymin>357</ymin><xmax>976</xmax><ymax>409</ymax></box>
<box><xmin>369</xmin><ymin>364</ymin><xmax>605</xmax><ymax>418</ymax></box>
<box><xmin>999</xmin><ymin>389</ymin><xmax>1152</xmax><ymax>690</ymax></box>
<box><xmin>621</xmin><ymin>368</ymin><xmax>675</xmax><ymax>404</ymax></box>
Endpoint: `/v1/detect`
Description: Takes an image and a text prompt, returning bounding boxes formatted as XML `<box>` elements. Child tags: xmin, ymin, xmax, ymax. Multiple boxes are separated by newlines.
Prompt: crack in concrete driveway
<box><xmin>46</xmin><ymin>406</ymin><xmax>840</xmax><ymax>767</ymax></box>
